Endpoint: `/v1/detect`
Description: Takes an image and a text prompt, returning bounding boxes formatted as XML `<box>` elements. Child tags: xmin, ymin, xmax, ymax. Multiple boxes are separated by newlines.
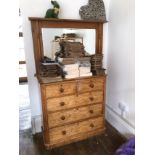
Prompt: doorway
<box><xmin>19</xmin><ymin>8</ymin><xmax>31</xmax><ymax>133</ymax></box>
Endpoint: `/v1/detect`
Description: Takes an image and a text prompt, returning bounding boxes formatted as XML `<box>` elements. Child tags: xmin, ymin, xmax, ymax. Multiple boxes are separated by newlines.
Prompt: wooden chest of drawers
<box><xmin>40</xmin><ymin>76</ymin><xmax>106</xmax><ymax>149</ymax></box>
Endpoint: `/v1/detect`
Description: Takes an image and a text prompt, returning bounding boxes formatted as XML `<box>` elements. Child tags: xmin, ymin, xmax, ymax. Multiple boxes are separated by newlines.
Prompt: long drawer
<box><xmin>48</xmin><ymin>104</ymin><xmax>103</xmax><ymax>128</ymax></box>
<box><xmin>49</xmin><ymin>116</ymin><xmax>104</xmax><ymax>144</ymax></box>
<box><xmin>45</xmin><ymin>81</ymin><xmax>76</xmax><ymax>98</ymax></box>
<box><xmin>47</xmin><ymin>91</ymin><xmax>103</xmax><ymax>112</ymax></box>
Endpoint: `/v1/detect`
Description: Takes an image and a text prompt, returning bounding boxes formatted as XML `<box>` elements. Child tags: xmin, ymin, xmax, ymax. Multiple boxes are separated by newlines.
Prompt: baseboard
<box><xmin>105</xmin><ymin>104</ymin><xmax>135</xmax><ymax>138</ymax></box>
<box><xmin>31</xmin><ymin>115</ymin><xmax>42</xmax><ymax>134</ymax></box>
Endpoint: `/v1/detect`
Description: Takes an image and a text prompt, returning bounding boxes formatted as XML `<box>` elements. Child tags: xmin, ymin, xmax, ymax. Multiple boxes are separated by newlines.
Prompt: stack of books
<box><xmin>90</xmin><ymin>54</ymin><xmax>106</xmax><ymax>75</ymax></box>
<box><xmin>39</xmin><ymin>62</ymin><xmax>62</xmax><ymax>78</ymax></box>
<box><xmin>57</xmin><ymin>57</ymin><xmax>91</xmax><ymax>65</ymax></box>
<box><xmin>63</xmin><ymin>62</ymin><xmax>92</xmax><ymax>79</ymax></box>
<box><xmin>79</xmin><ymin>61</ymin><xmax>92</xmax><ymax>77</ymax></box>
<box><xmin>55</xmin><ymin>41</ymin><xmax>93</xmax><ymax>79</ymax></box>
<box><xmin>57</xmin><ymin>41</ymin><xmax>86</xmax><ymax>58</ymax></box>
<box><xmin>90</xmin><ymin>54</ymin><xmax>103</xmax><ymax>70</ymax></box>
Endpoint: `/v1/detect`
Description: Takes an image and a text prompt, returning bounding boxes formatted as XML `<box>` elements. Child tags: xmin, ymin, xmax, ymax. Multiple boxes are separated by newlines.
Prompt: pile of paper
<box><xmin>79</xmin><ymin>66</ymin><xmax>92</xmax><ymax>77</ymax></box>
<box><xmin>63</xmin><ymin>64</ymin><xmax>79</xmax><ymax>79</ymax></box>
<box><xmin>63</xmin><ymin>62</ymin><xmax>92</xmax><ymax>79</ymax></box>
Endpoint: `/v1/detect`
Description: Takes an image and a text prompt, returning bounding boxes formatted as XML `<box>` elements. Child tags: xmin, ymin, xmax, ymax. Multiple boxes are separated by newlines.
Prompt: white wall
<box><xmin>19</xmin><ymin>0</ymin><xmax>110</xmax><ymax>133</ymax></box>
<box><xmin>106</xmin><ymin>0</ymin><xmax>135</xmax><ymax>137</ymax></box>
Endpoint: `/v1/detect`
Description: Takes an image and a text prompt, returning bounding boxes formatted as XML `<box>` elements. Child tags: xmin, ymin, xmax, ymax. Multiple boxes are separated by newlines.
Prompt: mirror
<box><xmin>41</xmin><ymin>28</ymin><xmax>96</xmax><ymax>60</ymax></box>
<box><xmin>29</xmin><ymin>18</ymin><xmax>104</xmax><ymax>75</ymax></box>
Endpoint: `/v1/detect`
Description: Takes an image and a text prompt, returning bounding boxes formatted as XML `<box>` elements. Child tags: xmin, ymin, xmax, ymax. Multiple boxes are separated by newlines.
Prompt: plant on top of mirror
<box><xmin>45</xmin><ymin>0</ymin><xmax>60</xmax><ymax>18</ymax></box>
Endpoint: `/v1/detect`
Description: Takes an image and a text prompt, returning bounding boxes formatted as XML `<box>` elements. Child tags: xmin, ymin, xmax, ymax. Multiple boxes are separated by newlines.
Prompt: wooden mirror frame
<box><xmin>29</xmin><ymin>17</ymin><xmax>104</xmax><ymax>75</ymax></box>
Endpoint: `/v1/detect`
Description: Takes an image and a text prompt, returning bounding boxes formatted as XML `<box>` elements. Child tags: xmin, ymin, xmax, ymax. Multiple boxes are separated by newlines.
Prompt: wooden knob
<box><xmin>90</xmin><ymin>123</ymin><xmax>94</xmax><ymax>128</ymax></box>
<box><xmin>61</xmin><ymin>116</ymin><xmax>65</xmax><ymax>120</ymax></box>
<box><xmin>59</xmin><ymin>88</ymin><xmax>64</xmax><ymax>93</ymax></box>
<box><xmin>89</xmin><ymin>110</ymin><xmax>94</xmax><ymax>114</ymax></box>
<box><xmin>89</xmin><ymin>97</ymin><xmax>94</xmax><ymax>101</ymax></box>
<box><xmin>60</xmin><ymin>102</ymin><xmax>65</xmax><ymax>106</ymax></box>
<box><xmin>62</xmin><ymin>130</ymin><xmax>66</xmax><ymax>135</ymax></box>
<box><xmin>89</xmin><ymin>83</ymin><xmax>94</xmax><ymax>88</ymax></box>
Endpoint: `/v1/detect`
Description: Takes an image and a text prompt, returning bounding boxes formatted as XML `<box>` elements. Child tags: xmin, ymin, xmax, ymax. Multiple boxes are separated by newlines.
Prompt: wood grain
<box><xmin>41</xmin><ymin>76</ymin><xmax>106</xmax><ymax>148</ymax></box>
<box><xmin>78</xmin><ymin>77</ymin><xmax>104</xmax><ymax>93</ymax></box>
<box><xmin>45</xmin><ymin>81</ymin><xmax>76</xmax><ymax>98</ymax></box>
<box><xmin>49</xmin><ymin>117</ymin><xmax>104</xmax><ymax>145</ymax></box>
<box><xmin>29</xmin><ymin>18</ymin><xmax>106</xmax><ymax>149</ymax></box>
<box><xmin>47</xmin><ymin>91</ymin><xmax>103</xmax><ymax>112</ymax></box>
<box><xmin>48</xmin><ymin>104</ymin><xmax>103</xmax><ymax>128</ymax></box>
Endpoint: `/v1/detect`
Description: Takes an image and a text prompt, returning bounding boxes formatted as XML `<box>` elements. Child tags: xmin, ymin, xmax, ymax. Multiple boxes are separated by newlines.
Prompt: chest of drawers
<box><xmin>40</xmin><ymin>75</ymin><xmax>106</xmax><ymax>149</ymax></box>
<box><xmin>29</xmin><ymin>17</ymin><xmax>106</xmax><ymax>149</ymax></box>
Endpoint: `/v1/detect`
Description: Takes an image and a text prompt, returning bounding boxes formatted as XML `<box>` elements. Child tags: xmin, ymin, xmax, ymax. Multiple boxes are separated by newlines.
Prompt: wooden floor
<box><xmin>19</xmin><ymin>121</ymin><xmax>126</xmax><ymax>155</ymax></box>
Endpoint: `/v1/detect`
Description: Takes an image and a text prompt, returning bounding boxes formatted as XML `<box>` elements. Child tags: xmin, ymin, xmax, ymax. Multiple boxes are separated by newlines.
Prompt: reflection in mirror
<box><xmin>42</xmin><ymin>28</ymin><xmax>96</xmax><ymax>60</ymax></box>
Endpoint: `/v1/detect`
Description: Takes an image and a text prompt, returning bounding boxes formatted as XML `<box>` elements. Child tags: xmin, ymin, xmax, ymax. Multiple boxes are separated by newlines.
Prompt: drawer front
<box><xmin>78</xmin><ymin>77</ymin><xmax>104</xmax><ymax>93</ymax></box>
<box><xmin>48</xmin><ymin>104</ymin><xmax>103</xmax><ymax>128</ymax></box>
<box><xmin>47</xmin><ymin>91</ymin><xmax>103</xmax><ymax>112</ymax></box>
<box><xmin>77</xmin><ymin>91</ymin><xmax>103</xmax><ymax>105</ymax></box>
<box><xmin>47</xmin><ymin>95</ymin><xmax>76</xmax><ymax>112</ymax></box>
<box><xmin>45</xmin><ymin>81</ymin><xmax>76</xmax><ymax>98</ymax></box>
<box><xmin>49</xmin><ymin>116</ymin><xmax>104</xmax><ymax>143</ymax></box>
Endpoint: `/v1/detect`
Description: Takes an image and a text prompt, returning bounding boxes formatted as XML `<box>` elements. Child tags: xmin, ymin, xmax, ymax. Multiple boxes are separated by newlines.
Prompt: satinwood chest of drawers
<box><xmin>40</xmin><ymin>76</ymin><xmax>106</xmax><ymax>149</ymax></box>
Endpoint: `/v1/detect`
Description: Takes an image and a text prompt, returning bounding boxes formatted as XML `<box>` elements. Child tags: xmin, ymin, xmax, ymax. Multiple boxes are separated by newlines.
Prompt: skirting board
<box><xmin>105</xmin><ymin>104</ymin><xmax>135</xmax><ymax>138</ymax></box>
<box><xmin>31</xmin><ymin>115</ymin><xmax>42</xmax><ymax>134</ymax></box>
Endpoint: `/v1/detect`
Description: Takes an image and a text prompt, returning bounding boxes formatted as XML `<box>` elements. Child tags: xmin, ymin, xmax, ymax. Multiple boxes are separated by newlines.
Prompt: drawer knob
<box><xmin>89</xmin><ymin>83</ymin><xmax>94</xmax><ymax>88</ymax></box>
<box><xmin>89</xmin><ymin>110</ymin><xmax>94</xmax><ymax>114</ymax></box>
<box><xmin>61</xmin><ymin>116</ymin><xmax>65</xmax><ymax>120</ymax></box>
<box><xmin>60</xmin><ymin>102</ymin><xmax>65</xmax><ymax>106</ymax></box>
<box><xmin>59</xmin><ymin>88</ymin><xmax>64</xmax><ymax>93</ymax></box>
<box><xmin>89</xmin><ymin>97</ymin><xmax>94</xmax><ymax>101</ymax></box>
<box><xmin>90</xmin><ymin>123</ymin><xmax>94</xmax><ymax>128</ymax></box>
<box><xmin>62</xmin><ymin>130</ymin><xmax>66</xmax><ymax>135</ymax></box>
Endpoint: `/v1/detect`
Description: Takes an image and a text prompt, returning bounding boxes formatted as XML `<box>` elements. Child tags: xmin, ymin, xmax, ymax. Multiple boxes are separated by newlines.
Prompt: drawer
<box><xmin>48</xmin><ymin>104</ymin><xmax>103</xmax><ymax>128</ymax></box>
<box><xmin>78</xmin><ymin>77</ymin><xmax>104</xmax><ymax>93</ymax></box>
<box><xmin>49</xmin><ymin>116</ymin><xmax>104</xmax><ymax>144</ymax></box>
<box><xmin>77</xmin><ymin>91</ymin><xmax>103</xmax><ymax>106</ymax></box>
<box><xmin>45</xmin><ymin>81</ymin><xmax>76</xmax><ymax>98</ymax></box>
<box><xmin>47</xmin><ymin>91</ymin><xmax>103</xmax><ymax>112</ymax></box>
<box><xmin>47</xmin><ymin>95</ymin><xmax>76</xmax><ymax>112</ymax></box>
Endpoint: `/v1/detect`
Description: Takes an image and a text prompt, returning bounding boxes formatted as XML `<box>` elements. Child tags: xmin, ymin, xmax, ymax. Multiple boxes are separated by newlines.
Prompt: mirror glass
<box><xmin>42</xmin><ymin>28</ymin><xmax>96</xmax><ymax>60</ymax></box>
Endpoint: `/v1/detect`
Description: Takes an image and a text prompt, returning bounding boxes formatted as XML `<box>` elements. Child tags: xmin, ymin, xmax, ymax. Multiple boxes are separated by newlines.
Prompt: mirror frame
<box><xmin>29</xmin><ymin>17</ymin><xmax>104</xmax><ymax>75</ymax></box>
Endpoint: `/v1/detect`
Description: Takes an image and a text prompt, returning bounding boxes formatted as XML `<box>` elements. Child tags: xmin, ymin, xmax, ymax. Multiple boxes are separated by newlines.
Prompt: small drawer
<box><xmin>77</xmin><ymin>91</ymin><xmax>103</xmax><ymax>105</ymax></box>
<box><xmin>49</xmin><ymin>116</ymin><xmax>104</xmax><ymax>144</ymax></box>
<box><xmin>45</xmin><ymin>81</ymin><xmax>76</xmax><ymax>98</ymax></box>
<box><xmin>78</xmin><ymin>77</ymin><xmax>104</xmax><ymax>93</ymax></box>
<box><xmin>47</xmin><ymin>91</ymin><xmax>103</xmax><ymax>112</ymax></box>
<box><xmin>47</xmin><ymin>95</ymin><xmax>76</xmax><ymax>112</ymax></box>
<box><xmin>48</xmin><ymin>104</ymin><xmax>103</xmax><ymax>128</ymax></box>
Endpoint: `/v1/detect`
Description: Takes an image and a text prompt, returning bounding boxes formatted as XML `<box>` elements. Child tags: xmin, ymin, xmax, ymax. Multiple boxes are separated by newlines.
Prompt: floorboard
<box><xmin>19</xmin><ymin>121</ymin><xmax>126</xmax><ymax>155</ymax></box>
